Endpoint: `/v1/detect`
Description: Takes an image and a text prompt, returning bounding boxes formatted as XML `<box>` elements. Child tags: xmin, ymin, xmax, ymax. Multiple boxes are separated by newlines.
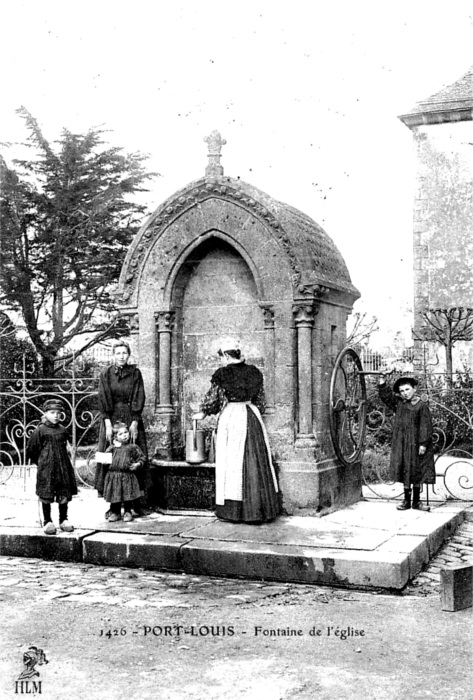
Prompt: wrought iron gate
<box><xmin>0</xmin><ymin>355</ymin><xmax>99</xmax><ymax>487</ymax></box>
<box><xmin>329</xmin><ymin>346</ymin><xmax>473</xmax><ymax>500</ymax></box>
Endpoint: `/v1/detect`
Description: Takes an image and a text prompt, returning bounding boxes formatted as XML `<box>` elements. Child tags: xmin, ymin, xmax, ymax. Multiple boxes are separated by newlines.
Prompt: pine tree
<box><xmin>0</xmin><ymin>108</ymin><xmax>157</xmax><ymax>375</ymax></box>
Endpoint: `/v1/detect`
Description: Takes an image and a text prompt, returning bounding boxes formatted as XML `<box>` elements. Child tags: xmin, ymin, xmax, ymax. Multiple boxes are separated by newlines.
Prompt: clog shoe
<box><xmin>43</xmin><ymin>522</ymin><xmax>57</xmax><ymax>535</ymax></box>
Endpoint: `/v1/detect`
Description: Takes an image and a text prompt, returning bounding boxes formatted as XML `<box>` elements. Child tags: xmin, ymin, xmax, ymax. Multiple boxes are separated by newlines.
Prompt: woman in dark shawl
<box><xmin>193</xmin><ymin>341</ymin><xmax>279</xmax><ymax>523</ymax></box>
<box><xmin>94</xmin><ymin>341</ymin><xmax>152</xmax><ymax>516</ymax></box>
<box><xmin>378</xmin><ymin>375</ymin><xmax>435</xmax><ymax>511</ymax></box>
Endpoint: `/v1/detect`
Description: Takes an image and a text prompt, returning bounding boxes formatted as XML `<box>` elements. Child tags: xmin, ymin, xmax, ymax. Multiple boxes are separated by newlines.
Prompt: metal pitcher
<box><xmin>185</xmin><ymin>419</ymin><xmax>206</xmax><ymax>464</ymax></box>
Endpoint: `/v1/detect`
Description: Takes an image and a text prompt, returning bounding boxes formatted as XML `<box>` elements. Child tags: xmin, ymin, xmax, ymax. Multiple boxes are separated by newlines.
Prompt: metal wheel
<box><xmin>329</xmin><ymin>346</ymin><xmax>367</xmax><ymax>465</ymax></box>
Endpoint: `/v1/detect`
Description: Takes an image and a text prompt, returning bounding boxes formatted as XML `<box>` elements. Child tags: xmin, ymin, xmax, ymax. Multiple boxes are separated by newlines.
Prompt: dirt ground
<box><xmin>0</xmin><ymin>557</ymin><xmax>471</xmax><ymax>700</ymax></box>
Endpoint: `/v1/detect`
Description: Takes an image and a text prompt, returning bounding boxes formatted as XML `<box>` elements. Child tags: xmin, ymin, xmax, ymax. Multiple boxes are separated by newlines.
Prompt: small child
<box><xmin>26</xmin><ymin>399</ymin><xmax>78</xmax><ymax>534</ymax></box>
<box><xmin>103</xmin><ymin>422</ymin><xmax>145</xmax><ymax>522</ymax></box>
<box><xmin>378</xmin><ymin>375</ymin><xmax>435</xmax><ymax>511</ymax></box>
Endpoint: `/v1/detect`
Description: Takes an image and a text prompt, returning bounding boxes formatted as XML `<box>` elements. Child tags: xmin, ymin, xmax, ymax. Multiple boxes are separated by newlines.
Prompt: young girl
<box><xmin>26</xmin><ymin>399</ymin><xmax>78</xmax><ymax>535</ymax></box>
<box><xmin>378</xmin><ymin>375</ymin><xmax>435</xmax><ymax>511</ymax></box>
<box><xmin>103</xmin><ymin>422</ymin><xmax>145</xmax><ymax>522</ymax></box>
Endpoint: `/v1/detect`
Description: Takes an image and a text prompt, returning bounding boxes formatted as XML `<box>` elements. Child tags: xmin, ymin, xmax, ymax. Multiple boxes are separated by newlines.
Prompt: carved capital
<box><xmin>125</xmin><ymin>313</ymin><xmax>140</xmax><ymax>333</ymax></box>
<box><xmin>120</xmin><ymin>311</ymin><xmax>139</xmax><ymax>334</ymax></box>
<box><xmin>296</xmin><ymin>283</ymin><xmax>329</xmax><ymax>299</ymax></box>
<box><xmin>155</xmin><ymin>311</ymin><xmax>175</xmax><ymax>333</ymax></box>
<box><xmin>131</xmin><ymin>314</ymin><xmax>139</xmax><ymax>332</ymax></box>
<box><xmin>293</xmin><ymin>302</ymin><xmax>317</xmax><ymax>327</ymax></box>
<box><xmin>259</xmin><ymin>303</ymin><xmax>275</xmax><ymax>330</ymax></box>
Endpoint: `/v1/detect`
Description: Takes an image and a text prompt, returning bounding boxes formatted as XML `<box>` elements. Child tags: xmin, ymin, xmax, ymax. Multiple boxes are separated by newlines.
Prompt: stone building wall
<box><xmin>412</xmin><ymin>122</ymin><xmax>473</xmax><ymax>369</ymax></box>
<box><xmin>399</xmin><ymin>66</ymin><xmax>473</xmax><ymax>372</ymax></box>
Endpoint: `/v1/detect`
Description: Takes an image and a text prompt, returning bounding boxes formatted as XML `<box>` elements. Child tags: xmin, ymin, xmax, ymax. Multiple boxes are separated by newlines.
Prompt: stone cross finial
<box><xmin>204</xmin><ymin>130</ymin><xmax>226</xmax><ymax>177</ymax></box>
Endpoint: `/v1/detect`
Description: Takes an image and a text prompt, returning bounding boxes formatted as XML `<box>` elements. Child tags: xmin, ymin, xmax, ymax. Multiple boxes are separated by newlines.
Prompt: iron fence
<box><xmin>2</xmin><ymin>354</ymin><xmax>472</xmax><ymax>501</ymax></box>
<box><xmin>0</xmin><ymin>355</ymin><xmax>99</xmax><ymax>488</ymax></box>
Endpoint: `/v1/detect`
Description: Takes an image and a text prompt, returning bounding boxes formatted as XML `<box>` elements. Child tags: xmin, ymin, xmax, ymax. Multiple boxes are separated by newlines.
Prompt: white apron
<box><xmin>215</xmin><ymin>402</ymin><xmax>278</xmax><ymax>506</ymax></box>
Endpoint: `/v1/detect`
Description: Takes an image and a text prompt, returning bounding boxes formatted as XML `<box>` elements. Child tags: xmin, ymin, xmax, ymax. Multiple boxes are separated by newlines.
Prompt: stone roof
<box><xmin>119</xmin><ymin>130</ymin><xmax>359</xmax><ymax>305</ymax></box>
<box><xmin>236</xmin><ymin>178</ymin><xmax>359</xmax><ymax>297</ymax></box>
<box><xmin>399</xmin><ymin>65</ymin><xmax>473</xmax><ymax>127</ymax></box>
<box><xmin>132</xmin><ymin>174</ymin><xmax>359</xmax><ymax>300</ymax></box>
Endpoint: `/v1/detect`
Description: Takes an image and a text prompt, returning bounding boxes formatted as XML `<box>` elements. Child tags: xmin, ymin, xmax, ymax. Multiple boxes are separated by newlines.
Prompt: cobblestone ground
<box><xmin>2</xmin><ymin>557</ymin><xmax>472</xmax><ymax>700</ymax></box>
<box><xmin>1</xmin><ymin>517</ymin><xmax>472</xmax><ymax>699</ymax></box>
<box><xmin>405</xmin><ymin>517</ymin><xmax>473</xmax><ymax>596</ymax></box>
<box><xmin>0</xmin><ymin>556</ymin><xmax>368</xmax><ymax>608</ymax></box>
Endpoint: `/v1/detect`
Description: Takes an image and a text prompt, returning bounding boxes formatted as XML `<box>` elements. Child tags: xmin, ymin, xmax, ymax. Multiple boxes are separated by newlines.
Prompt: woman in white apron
<box><xmin>193</xmin><ymin>343</ymin><xmax>279</xmax><ymax>523</ymax></box>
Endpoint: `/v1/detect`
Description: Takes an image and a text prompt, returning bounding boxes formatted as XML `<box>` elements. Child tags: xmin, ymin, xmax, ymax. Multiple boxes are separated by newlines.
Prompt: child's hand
<box><xmin>129</xmin><ymin>461</ymin><xmax>141</xmax><ymax>471</ymax></box>
<box><xmin>129</xmin><ymin>421</ymin><xmax>138</xmax><ymax>442</ymax></box>
<box><xmin>105</xmin><ymin>419</ymin><xmax>113</xmax><ymax>443</ymax></box>
<box><xmin>419</xmin><ymin>446</ymin><xmax>426</xmax><ymax>456</ymax></box>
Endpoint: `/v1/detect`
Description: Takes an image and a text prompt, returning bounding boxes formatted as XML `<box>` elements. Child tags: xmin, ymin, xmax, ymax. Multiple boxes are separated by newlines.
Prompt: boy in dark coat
<box><xmin>378</xmin><ymin>375</ymin><xmax>435</xmax><ymax>511</ymax></box>
<box><xmin>26</xmin><ymin>399</ymin><xmax>77</xmax><ymax>534</ymax></box>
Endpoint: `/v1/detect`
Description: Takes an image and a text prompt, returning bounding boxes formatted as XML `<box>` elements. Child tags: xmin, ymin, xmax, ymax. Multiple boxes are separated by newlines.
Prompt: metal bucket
<box><xmin>185</xmin><ymin>420</ymin><xmax>206</xmax><ymax>464</ymax></box>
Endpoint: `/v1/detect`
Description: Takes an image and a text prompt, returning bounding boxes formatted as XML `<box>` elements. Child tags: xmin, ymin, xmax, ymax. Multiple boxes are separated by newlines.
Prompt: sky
<box><xmin>2</xmin><ymin>0</ymin><xmax>473</xmax><ymax>348</ymax></box>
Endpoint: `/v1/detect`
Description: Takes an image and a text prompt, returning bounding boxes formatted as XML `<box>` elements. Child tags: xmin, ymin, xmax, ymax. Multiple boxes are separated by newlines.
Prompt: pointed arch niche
<box><xmin>168</xmin><ymin>234</ymin><xmax>268</xmax><ymax>454</ymax></box>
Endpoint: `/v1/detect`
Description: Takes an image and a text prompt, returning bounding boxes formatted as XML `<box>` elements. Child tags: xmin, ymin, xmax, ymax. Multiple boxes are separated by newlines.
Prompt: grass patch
<box><xmin>362</xmin><ymin>447</ymin><xmax>392</xmax><ymax>484</ymax></box>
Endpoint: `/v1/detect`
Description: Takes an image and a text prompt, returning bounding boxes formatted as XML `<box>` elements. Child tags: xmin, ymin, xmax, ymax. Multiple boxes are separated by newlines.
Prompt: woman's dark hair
<box><xmin>218</xmin><ymin>348</ymin><xmax>241</xmax><ymax>360</ymax></box>
<box><xmin>112</xmin><ymin>340</ymin><xmax>131</xmax><ymax>356</ymax></box>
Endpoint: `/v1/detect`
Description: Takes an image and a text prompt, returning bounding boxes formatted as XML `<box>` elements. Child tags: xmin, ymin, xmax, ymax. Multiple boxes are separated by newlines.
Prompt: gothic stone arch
<box><xmin>116</xmin><ymin>178</ymin><xmax>360</xmax><ymax>513</ymax></box>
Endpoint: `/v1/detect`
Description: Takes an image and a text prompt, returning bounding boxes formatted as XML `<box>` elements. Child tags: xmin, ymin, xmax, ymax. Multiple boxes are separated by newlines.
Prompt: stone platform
<box><xmin>0</xmin><ymin>486</ymin><xmax>471</xmax><ymax>591</ymax></box>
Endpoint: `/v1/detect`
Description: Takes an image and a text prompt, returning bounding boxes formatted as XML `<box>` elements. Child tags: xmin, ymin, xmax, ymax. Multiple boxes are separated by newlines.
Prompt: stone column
<box><xmin>155</xmin><ymin>311</ymin><xmax>175</xmax><ymax>415</ymax></box>
<box><xmin>259</xmin><ymin>303</ymin><xmax>276</xmax><ymax>413</ymax></box>
<box><xmin>128</xmin><ymin>313</ymin><xmax>140</xmax><ymax>336</ymax></box>
<box><xmin>293</xmin><ymin>300</ymin><xmax>317</xmax><ymax>448</ymax></box>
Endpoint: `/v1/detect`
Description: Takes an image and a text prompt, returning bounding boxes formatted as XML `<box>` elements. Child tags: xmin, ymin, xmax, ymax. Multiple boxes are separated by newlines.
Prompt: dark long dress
<box><xmin>201</xmin><ymin>361</ymin><xmax>279</xmax><ymax>523</ymax></box>
<box><xmin>26</xmin><ymin>421</ymin><xmax>78</xmax><ymax>502</ymax></box>
<box><xmin>94</xmin><ymin>364</ymin><xmax>151</xmax><ymax>497</ymax></box>
<box><xmin>378</xmin><ymin>383</ymin><xmax>436</xmax><ymax>486</ymax></box>
<box><xmin>103</xmin><ymin>444</ymin><xmax>145</xmax><ymax>503</ymax></box>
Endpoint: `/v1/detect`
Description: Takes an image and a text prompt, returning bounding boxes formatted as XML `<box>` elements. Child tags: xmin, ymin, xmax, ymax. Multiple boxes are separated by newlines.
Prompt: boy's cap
<box><xmin>43</xmin><ymin>399</ymin><xmax>65</xmax><ymax>412</ymax></box>
<box><xmin>393</xmin><ymin>376</ymin><xmax>419</xmax><ymax>393</ymax></box>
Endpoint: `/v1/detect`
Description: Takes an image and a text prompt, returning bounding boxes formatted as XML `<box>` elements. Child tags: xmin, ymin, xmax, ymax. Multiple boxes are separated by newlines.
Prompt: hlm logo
<box><xmin>15</xmin><ymin>681</ymin><xmax>43</xmax><ymax>695</ymax></box>
<box><xmin>15</xmin><ymin>646</ymin><xmax>48</xmax><ymax>695</ymax></box>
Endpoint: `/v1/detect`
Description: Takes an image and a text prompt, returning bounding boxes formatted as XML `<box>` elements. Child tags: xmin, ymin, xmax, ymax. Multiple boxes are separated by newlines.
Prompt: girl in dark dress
<box><xmin>378</xmin><ymin>375</ymin><xmax>435</xmax><ymax>511</ymax></box>
<box><xmin>26</xmin><ymin>399</ymin><xmax>78</xmax><ymax>534</ymax></box>
<box><xmin>103</xmin><ymin>422</ymin><xmax>146</xmax><ymax>522</ymax></box>
<box><xmin>94</xmin><ymin>341</ymin><xmax>151</xmax><ymax>517</ymax></box>
<box><xmin>193</xmin><ymin>343</ymin><xmax>279</xmax><ymax>523</ymax></box>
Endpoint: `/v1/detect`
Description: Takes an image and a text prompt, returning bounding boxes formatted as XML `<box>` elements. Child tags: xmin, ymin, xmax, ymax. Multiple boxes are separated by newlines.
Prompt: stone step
<box><xmin>0</xmin><ymin>499</ymin><xmax>469</xmax><ymax>592</ymax></box>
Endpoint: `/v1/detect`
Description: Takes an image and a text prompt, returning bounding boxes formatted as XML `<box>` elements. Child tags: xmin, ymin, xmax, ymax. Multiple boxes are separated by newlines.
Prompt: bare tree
<box><xmin>416</xmin><ymin>307</ymin><xmax>473</xmax><ymax>385</ymax></box>
<box><xmin>347</xmin><ymin>312</ymin><xmax>379</xmax><ymax>347</ymax></box>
